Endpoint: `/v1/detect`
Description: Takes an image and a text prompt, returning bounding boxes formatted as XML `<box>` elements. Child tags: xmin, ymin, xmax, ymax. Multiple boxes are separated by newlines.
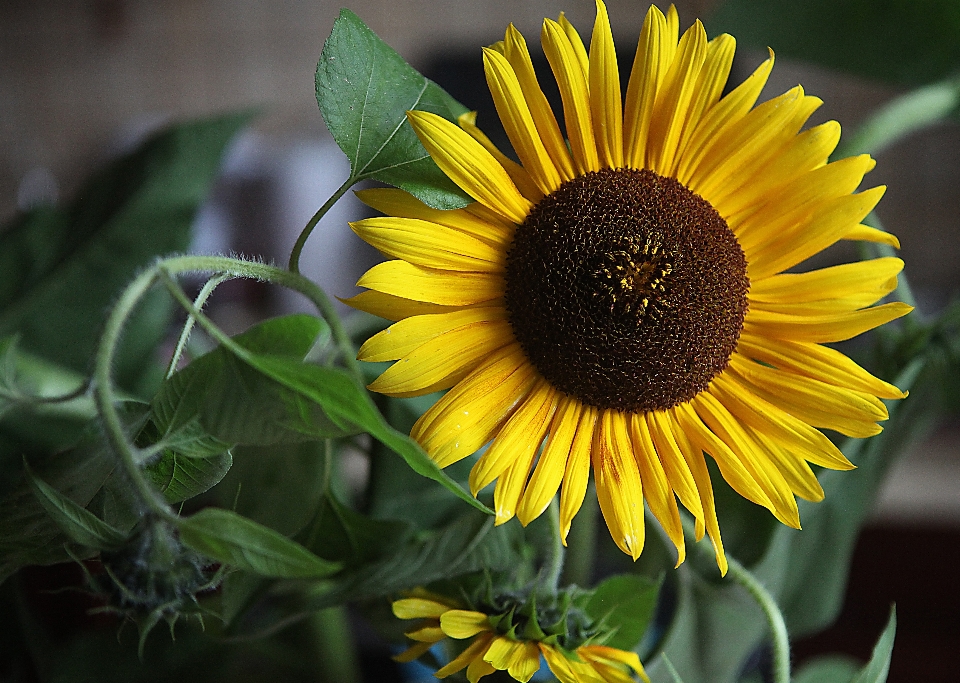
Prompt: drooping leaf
<box><xmin>176</xmin><ymin>507</ymin><xmax>342</xmax><ymax>579</ymax></box>
<box><xmin>708</xmin><ymin>0</ymin><xmax>960</xmax><ymax>86</ymax></box>
<box><xmin>851</xmin><ymin>607</ymin><xmax>897</xmax><ymax>683</ymax></box>
<box><xmin>150</xmin><ymin>314</ymin><xmax>329</xmax><ymax>448</ymax></box>
<box><xmin>583</xmin><ymin>574</ymin><xmax>661</xmax><ymax>652</ymax></box>
<box><xmin>316</xmin><ymin>9</ymin><xmax>472</xmax><ymax>209</ymax></box>
<box><xmin>0</xmin><ymin>113</ymin><xmax>253</xmax><ymax>393</ymax></box>
<box><xmin>238</xmin><ymin>354</ymin><xmax>488</xmax><ymax>513</ymax></box>
<box><xmin>24</xmin><ymin>461</ymin><xmax>127</xmax><ymax>551</ymax></box>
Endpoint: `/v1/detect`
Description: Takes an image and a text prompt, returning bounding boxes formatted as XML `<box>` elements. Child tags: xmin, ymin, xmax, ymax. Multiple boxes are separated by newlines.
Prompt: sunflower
<box><xmin>392</xmin><ymin>591</ymin><xmax>649</xmax><ymax>683</ymax></box>
<box><xmin>345</xmin><ymin>1</ymin><xmax>911</xmax><ymax>574</ymax></box>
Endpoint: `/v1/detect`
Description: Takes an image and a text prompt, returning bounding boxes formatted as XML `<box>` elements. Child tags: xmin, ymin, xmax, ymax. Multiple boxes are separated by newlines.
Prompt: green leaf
<box><xmin>143</xmin><ymin>450</ymin><xmax>233</xmax><ymax>504</ymax></box>
<box><xmin>176</xmin><ymin>507</ymin><xmax>342</xmax><ymax>579</ymax></box>
<box><xmin>241</xmin><ymin>354</ymin><xmax>489</xmax><ymax>513</ymax></box>
<box><xmin>300</xmin><ymin>488</ymin><xmax>410</xmax><ymax>567</ymax></box>
<box><xmin>24</xmin><ymin>461</ymin><xmax>126</xmax><ymax>551</ymax></box>
<box><xmin>151</xmin><ymin>314</ymin><xmax>330</xmax><ymax>447</ymax></box>
<box><xmin>708</xmin><ymin>0</ymin><xmax>960</xmax><ymax>86</ymax></box>
<box><xmin>0</xmin><ymin>425</ymin><xmax>118</xmax><ymax>582</ymax></box>
<box><xmin>583</xmin><ymin>574</ymin><xmax>661</xmax><ymax>651</ymax></box>
<box><xmin>316</xmin><ymin>9</ymin><xmax>472</xmax><ymax>209</ymax></box>
<box><xmin>837</xmin><ymin>76</ymin><xmax>960</xmax><ymax>158</ymax></box>
<box><xmin>851</xmin><ymin>607</ymin><xmax>897</xmax><ymax>683</ymax></box>
<box><xmin>794</xmin><ymin>656</ymin><xmax>862</xmax><ymax>683</ymax></box>
<box><xmin>0</xmin><ymin>113</ymin><xmax>253</xmax><ymax>393</ymax></box>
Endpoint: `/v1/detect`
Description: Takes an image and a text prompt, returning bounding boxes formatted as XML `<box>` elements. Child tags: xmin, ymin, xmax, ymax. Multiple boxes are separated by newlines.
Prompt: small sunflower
<box><xmin>345</xmin><ymin>1</ymin><xmax>911</xmax><ymax>573</ymax></box>
<box><xmin>392</xmin><ymin>591</ymin><xmax>649</xmax><ymax>683</ymax></box>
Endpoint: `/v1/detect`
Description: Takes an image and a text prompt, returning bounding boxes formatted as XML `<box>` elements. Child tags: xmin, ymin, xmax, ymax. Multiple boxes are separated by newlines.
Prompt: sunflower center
<box><xmin>504</xmin><ymin>167</ymin><xmax>749</xmax><ymax>413</ymax></box>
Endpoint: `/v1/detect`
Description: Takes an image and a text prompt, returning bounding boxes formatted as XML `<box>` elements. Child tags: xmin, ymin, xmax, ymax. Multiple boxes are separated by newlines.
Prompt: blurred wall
<box><xmin>1</xmin><ymin>0</ymin><xmax>958</xmax><ymax>300</ymax></box>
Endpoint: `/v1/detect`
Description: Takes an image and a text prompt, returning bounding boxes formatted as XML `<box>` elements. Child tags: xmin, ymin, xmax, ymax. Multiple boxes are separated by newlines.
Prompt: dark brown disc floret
<box><xmin>504</xmin><ymin>167</ymin><xmax>749</xmax><ymax>413</ymax></box>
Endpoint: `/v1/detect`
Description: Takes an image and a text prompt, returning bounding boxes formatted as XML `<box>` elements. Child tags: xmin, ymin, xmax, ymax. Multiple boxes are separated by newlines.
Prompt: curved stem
<box><xmin>165</xmin><ymin>273</ymin><xmax>230</xmax><ymax>378</ymax></box>
<box><xmin>160</xmin><ymin>255</ymin><xmax>360</xmax><ymax>380</ymax></box>
<box><xmin>288</xmin><ymin>177</ymin><xmax>355</xmax><ymax>275</ymax></box>
<box><xmin>93</xmin><ymin>266</ymin><xmax>178</xmax><ymax>521</ymax></box>
<box><xmin>726</xmin><ymin>556</ymin><xmax>790</xmax><ymax>683</ymax></box>
<box><xmin>542</xmin><ymin>497</ymin><xmax>565</xmax><ymax>591</ymax></box>
<box><xmin>93</xmin><ymin>253</ymin><xmax>363</xmax><ymax>524</ymax></box>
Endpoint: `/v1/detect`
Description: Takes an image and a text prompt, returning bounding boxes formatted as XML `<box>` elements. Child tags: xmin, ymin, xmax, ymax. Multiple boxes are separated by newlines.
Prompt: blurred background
<box><xmin>1</xmin><ymin>0</ymin><xmax>958</xmax><ymax>680</ymax></box>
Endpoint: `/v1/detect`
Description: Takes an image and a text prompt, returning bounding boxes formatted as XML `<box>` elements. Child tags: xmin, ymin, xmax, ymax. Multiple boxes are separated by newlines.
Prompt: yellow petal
<box><xmin>674</xmin><ymin>401</ymin><xmax>773</xmax><ymax>513</ymax></box>
<box><xmin>667</xmin><ymin>406</ymin><xmax>727</xmax><ymax>575</ymax></box>
<box><xmin>470</xmin><ymin>378</ymin><xmax>557</xmax><ymax>497</ymax></box>
<box><xmin>624</xmin><ymin>4</ymin><xmax>670</xmax><ymax>169</ymax></box>
<box><xmin>712</xmin><ymin>120</ymin><xmax>839</xmax><ymax>220</ymax></box>
<box><xmin>483</xmin><ymin>48</ymin><xmax>563</xmax><ymax>195</ymax></box>
<box><xmin>542</xmin><ymin>18</ymin><xmax>599</xmax><ymax>174</ymax></box>
<box><xmin>357</xmin><ymin>260</ymin><xmax>504</xmax><ymax>307</ymax></box>
<box><xmin>677</xmin><ymin>49</ymin><xmax>774</xmax><ymax>183</ymax></box>
<box><xmin>675</xmin><ymin>33</ymin><xmax>736</xmax><ymax>161</ymax></box>
<box><xmin>559</xmin><ymin>404</ymin><xmax>599</xmax><ymax>543</ymax></box>
<box><xmin>748</xmin><ymin>425</ymin><xmax>825</xmax><ymax>502</ymax></box>
<box><xmin>440</xmin><ymin>610</ymin><xmax>491</xmax><ymax>639</ymax></box>
<box><xmin>393</xmin><ymin>640</ymin><xmax>433</xmax><ymax>663</ymax></box>
<box><xmin>843</xmin><ymin>223</ymin><xmax>901</xmax><ymax>248</ymax></box>
<box><xmin>340</xmin><ymin>290</ymin><xmax>461</xmax><ymax>321</ymax></box>
<box><xmin>630</xmin><ymin>414</ymin><xmax>685</xmax><ymax>565</ymax></box>
<box><xmin>407</xmin><ymin>110</ymin><xmax>533</xmax><ymax>224</ymax></box>
<box><xmin>593</xmin><ymin>409</ymin><xmax>645</xmax><ymax>560</ymax></box>
<box><xmin>355</xmin><ymin>187</ymin><xmax>514</xmax><ymax>248</ymax></box>
<box><xmin>709</xmin><ymin>369</ymin><xmax>854</xmax><ymax>471</ymax></box>
<box><xmin>729</xmin><ymin>355</ymin><xmax>889</xmax><ymax>438</ymax></box>
<box><xmin>647</xmin><ymin>411</ymin><xmax>704</xmax><ymax>525</ymax></box>
<box><xmin>367</xmin><ymin>320</ymin><xmax>513</xmax><ymax>398</ymax></box>
<box><xmin>736</xmin><ymin>334</ymin><xmax>906</xmax><ymax>400</ymax></box>
<box><xmin>747</xmin><ymin>187</ymin><xmax>886</xmax><ymax>279</ymax></box>
<box><xmin>580</xmin><ymin>645</ymin><xmax>650</xmax><ymax>683</ymax></box>
<box><xmin>736</xmin><ymin>153</ymin><xmax>876</xmax><ymax>254</ymax></box>
<box><xmin>692</xmin><ymin>392</ymin><xmax>801</xmax><ymax>528</ymax></box>
<box><xmin>467</xmin><ymin>653</ymin><xmax>497</xmax><ymax>683</ymax></box>
<box><xmin>647</xmin><ymin>19</ymin><xmax>707</xmax><ymax>176</ymax></box>
<box><xmin>404</xmin><ymin>624</ymin><xmax>446</xmax><ymax>642</ymax></box>
<box><xmin>413</xmin><ymin>344</ymin><xmax>536</xmax><ymax>467</ymax></box>
<box><xmin>516</xmin><ymin>394</ymin><xmax>581</xmax><ymax>526</ymax></box>
<box><xmin>744</xmin><ymin>301</ymin><xmax>913</xmax><ymax>344</ymax></box>
<box><xmin>393</xmin><ymin>597</ymin><xmax>451</xmax><ymax>619</ymax></box>
<box><xmin>458</xmin><ymin>110</ymin><xmax>544</xmax><ymax>202</ymax></box>
<box><xmin>589</xmin><ymin>0</ymin><xmax>623</xmax><ymax>168</ymax></box>
<box><xmin>434</xmin><ymin>633</ymin><xmax>493</xmax><ymax>678</ymax></box>
<box><xmin>351</xmin><ymin>217</ymin><xmax>505</xmax><ymax>272</ymax></box>
<box><xmin>502</xmin><ymin>24</ymin><xmax>576</xmax><ymax>181</ymax></box>
<box><xmin>749</xmin><ymin>257</ymin><xmax>903</xmax><ymax>307</ymax></box>
<box><xmin>359</xmin><ymin>307</ymin><xmax>507</xmax><ymax>362</ymax></box>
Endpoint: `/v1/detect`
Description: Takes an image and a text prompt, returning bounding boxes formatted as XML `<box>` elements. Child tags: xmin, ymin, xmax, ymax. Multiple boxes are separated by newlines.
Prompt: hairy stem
<box><xmin>288</xmin><ymin>177</ymin><xmax>355</xmax><ymax>275</ymax></box>
<box><xmin>165</xmin><ymin>273</ymin><xmax>230</xmax><ymax>378</ymax></box>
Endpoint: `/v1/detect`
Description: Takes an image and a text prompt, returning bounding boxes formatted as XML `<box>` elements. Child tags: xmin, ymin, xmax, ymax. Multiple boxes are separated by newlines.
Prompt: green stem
<box><xmin>288</xmin><ymin>177</ymin><xmax>355</xmax><ymax>275</ymax></box>
<box><xmin>165</xmin><ymin>273</ymin><xmax>230</xmax><ymax>378</ymax></box>
<box><xmin>160</xmin><ymin>254</ymin><xmax>361</xmax><ymax>379</ymax></box>
<box><xmin>309</xmin><ymin>606</ymin><xmax>362</xmax><ymax>683</ymax></box>
<box><xmin>726</xmin><ymin>556</ymin><xmax>790</xmax><ymax>683</ymax></box>
<box><xmin>542</xmin><ymin>497</ymin><xmax>565</xmax><ymax>591</ymax></box>
<box><xmin>560</xmin><ymin>482</ymin><xmax>598</xmax><ymax>587</ymax></box>
<box><xmin>93</xmin><ymin>253</ymin><xmax>362</xmax><ymax>523</ymax></box>
<box><xmin>679</xmin><ymin>515</ymin><xmax>790</xmax><ymax>683</ymax></box>
<box><xmin>93</xmin><ymin>266</ymin><xmax>178</xmax><ymax>521</ymax></box>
